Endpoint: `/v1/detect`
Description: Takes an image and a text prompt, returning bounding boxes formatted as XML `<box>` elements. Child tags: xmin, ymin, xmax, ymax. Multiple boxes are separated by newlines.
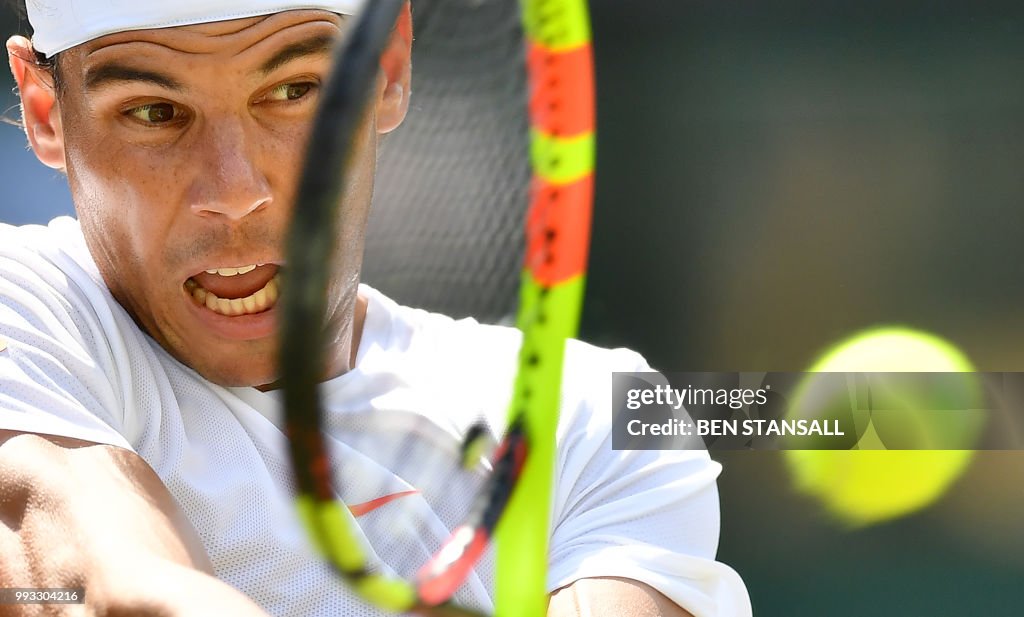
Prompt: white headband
<box><xmin>27</xmin><ymin>1</ymin><xmax>364</xmax><ymax>57</ymax></box>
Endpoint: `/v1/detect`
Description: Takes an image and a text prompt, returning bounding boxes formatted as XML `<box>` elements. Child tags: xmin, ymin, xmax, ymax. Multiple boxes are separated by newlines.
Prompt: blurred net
<box><xmin>364</xmin><ymin>0</ymin><xmax>529</xmax><ymax>324</ymax></box>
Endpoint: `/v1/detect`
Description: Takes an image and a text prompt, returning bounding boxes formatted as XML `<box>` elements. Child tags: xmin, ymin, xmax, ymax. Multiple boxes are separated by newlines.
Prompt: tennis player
<box><xmin>0</xmin><ymin>1</ymin><xmax>751</xmax><ymax>615</ymax></box>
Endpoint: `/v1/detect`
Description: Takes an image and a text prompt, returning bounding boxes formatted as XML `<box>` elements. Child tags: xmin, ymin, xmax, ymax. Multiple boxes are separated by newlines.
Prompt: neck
<box><xmin>255</xmin><ymin>289</ymin><xmax>369</xmax><ymax>392</ymax></box>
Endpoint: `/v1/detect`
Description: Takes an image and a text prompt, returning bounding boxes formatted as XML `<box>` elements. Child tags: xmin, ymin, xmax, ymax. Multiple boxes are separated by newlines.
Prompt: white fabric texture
<box><xmin>0</xmin><ymin>217</ymin><xmax>752</xmax><ymax>616</ymax></box>
<box><xmin>27</xmin><ymin>0</ymin><xmax>364</xmax><ymax>56</ymax></box>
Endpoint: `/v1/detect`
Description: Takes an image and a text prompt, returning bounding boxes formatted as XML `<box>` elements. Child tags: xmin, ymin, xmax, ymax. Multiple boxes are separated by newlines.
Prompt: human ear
<box><xmin>375</xmin><ymin>1</ymin><xmax>412</xmax><ymax>135</ymax></box>
<box><xmin>7</xmin><ymin>35</ymin><xmax>66</xmax><ymax>171</ymax></box>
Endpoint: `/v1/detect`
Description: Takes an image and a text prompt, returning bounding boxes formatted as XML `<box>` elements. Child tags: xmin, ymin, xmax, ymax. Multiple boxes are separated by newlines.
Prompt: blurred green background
<box><xmin>2</xmin><ymin>0</ymin><xmax>1023</xmax><ymax>614</ymax></box>
<box><xmin>582</xmin><ymin>2</ymin><xmax>1024</xmax><ymax>615</ymax></box>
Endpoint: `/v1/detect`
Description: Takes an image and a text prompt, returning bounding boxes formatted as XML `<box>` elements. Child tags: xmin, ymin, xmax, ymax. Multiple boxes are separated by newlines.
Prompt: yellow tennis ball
<box><xmin>784</xmin><ymin>327</ymin><xmax>984</xmax><ymax>527</ymax></box>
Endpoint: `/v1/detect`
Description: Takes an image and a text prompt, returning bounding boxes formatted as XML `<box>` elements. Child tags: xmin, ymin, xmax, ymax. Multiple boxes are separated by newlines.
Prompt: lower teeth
<box><xmin>188</xmin><ymin>274</ymin><xmax>280</xmax><ymax>316</ymax></box>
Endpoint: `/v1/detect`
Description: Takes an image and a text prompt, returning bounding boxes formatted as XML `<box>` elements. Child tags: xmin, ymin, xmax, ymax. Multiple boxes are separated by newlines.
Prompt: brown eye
<box><xmin>286</xmin><ymin>83</ymin><xmax>312</xmax><ymax>100</ymax></box>
<box><xmin>127</xmin><ymin>102</ymin><xmax>178</xmax><ymax>124</ymax></box>
<box><xmin>268</xmin><ymin>82</ymin><xmax>315</xmax><ymax>102</ymax></box>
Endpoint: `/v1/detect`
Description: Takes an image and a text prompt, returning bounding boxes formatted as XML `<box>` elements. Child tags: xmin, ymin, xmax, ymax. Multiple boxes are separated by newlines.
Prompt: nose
<box><xmin>187</xmin><ymin>118</ymin><xmax>273</xmax><ymax>221</ymax></box>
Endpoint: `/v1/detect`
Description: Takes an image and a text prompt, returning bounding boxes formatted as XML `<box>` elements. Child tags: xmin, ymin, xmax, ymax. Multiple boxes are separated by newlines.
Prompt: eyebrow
<box><xmin>258</xmin><ymin>34</ymin><xmax>336</xmax><ymax>75</ymax></box>
<box><xmin>82</xmin><ymin>33</ymin><xmax>338</xmax><ymax>93</ymax></box>
<box><xmin>84</xmin><ymin>63</ymin><xmax>185</xmax><ymax>92</ymax></box>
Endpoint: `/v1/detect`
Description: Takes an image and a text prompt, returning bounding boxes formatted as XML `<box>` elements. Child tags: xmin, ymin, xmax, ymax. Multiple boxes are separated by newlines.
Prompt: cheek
<box><xmin>69</xmin><ymin>153</ymin><xmax>178</xmax><ymax>246</ymax></box>
<box><xmin>260</xmin><ymin>121</ymin><xmax>315</xmax><ymax>205</ymax></box>
<box><xmin>340</xmin><ymin>120</ymin><xmax>378</xmax><ymax>239</ymax></box>
<box><xmin>63</xmin><ymin>133</ymin><xmax>187</xmax><ymax>298</ymax></box>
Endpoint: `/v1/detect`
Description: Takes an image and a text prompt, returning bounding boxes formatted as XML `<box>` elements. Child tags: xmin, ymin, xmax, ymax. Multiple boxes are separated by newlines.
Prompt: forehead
<box><xmin>63</xmin><ymin>10</ymin><xmax>345</xmax><ymax>69</ymax></box>
<box><xmin>27</xmin><ymin>0</ymin><xmax>360</xmax><ymax>56</ymax></box>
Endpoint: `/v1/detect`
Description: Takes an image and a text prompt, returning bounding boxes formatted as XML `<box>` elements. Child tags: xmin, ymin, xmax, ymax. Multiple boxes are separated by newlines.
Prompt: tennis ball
<box><xmin>783</xmin><ymin>327</ymin><xmax>985</xmax><ymax>527</ymax></box>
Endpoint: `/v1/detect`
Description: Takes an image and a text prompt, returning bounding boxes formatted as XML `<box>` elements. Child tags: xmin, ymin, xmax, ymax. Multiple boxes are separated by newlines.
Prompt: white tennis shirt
<box><xmin>0</xmin><ymin>217</ymin><xmax>751</xmax><ymax>617</ymax></box>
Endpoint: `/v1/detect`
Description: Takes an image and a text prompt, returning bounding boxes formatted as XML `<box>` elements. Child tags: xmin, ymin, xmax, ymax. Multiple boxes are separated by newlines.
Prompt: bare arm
<box><xmin>548</xmin><ymin>578</ymin><xmax>695</xmax><ymax>617</ymax></box>
<box><xmin>0</xmin><ymin>430</ymin><xmax>270</xmax><ymax>617</ymax></box>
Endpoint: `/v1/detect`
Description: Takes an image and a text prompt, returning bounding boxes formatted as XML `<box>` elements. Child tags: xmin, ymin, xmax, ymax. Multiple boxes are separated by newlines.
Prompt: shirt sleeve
<box><xmin>547</xmin><ymin>344</ymin><xmax>752</xmax><ymax>617</ymax></box>
<box><xmin>0</xmin><ymin>232</ymin><xmax>131</xmax><ymax>450</ymax></box>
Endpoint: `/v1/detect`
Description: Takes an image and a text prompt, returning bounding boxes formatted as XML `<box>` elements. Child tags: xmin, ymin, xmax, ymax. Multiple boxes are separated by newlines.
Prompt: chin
<box><xmin>185</xmin><ymin>352</ymin><xmax>278</xmax><ymax>388</ymax></box>
<box><xmin>206</xmin><ymin>368</ymin><xmax>278</xmax><ymax>389</ymax></box>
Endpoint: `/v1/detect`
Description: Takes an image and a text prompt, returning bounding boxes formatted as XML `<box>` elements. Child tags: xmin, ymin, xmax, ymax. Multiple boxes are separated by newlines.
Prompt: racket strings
<box><xmin>285</xmin><ymin>0</ymin><xmax>594</xmax><ymax>613</ymax></box>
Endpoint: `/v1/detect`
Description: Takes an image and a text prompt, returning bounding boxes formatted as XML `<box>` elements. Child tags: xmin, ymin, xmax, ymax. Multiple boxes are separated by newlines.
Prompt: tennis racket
<box><xmin>280</xmin><ymin>0</ymin><xmax>595</xmax><ymax>614</ymax></box>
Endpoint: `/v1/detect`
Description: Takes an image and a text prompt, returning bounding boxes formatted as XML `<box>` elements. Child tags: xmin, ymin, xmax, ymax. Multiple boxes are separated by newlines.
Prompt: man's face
<box><xmin>13</xmin><ymin>9</ymin><xmax>411</xmax><ymax>387</ymax></box>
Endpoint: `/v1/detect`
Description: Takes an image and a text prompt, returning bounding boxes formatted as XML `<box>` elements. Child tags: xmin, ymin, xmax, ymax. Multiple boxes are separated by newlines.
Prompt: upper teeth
<box><xmin>205</xmin><ymin>265</ymin><xmax>259</xmax><ymax>276</ymax></box>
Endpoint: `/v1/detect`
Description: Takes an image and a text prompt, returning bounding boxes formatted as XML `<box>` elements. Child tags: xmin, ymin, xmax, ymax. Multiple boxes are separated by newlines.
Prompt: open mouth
<box><xmin>184</xmin><ymin>264</ymin><xmax>281</xmax><ymax>316</ymax></box>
